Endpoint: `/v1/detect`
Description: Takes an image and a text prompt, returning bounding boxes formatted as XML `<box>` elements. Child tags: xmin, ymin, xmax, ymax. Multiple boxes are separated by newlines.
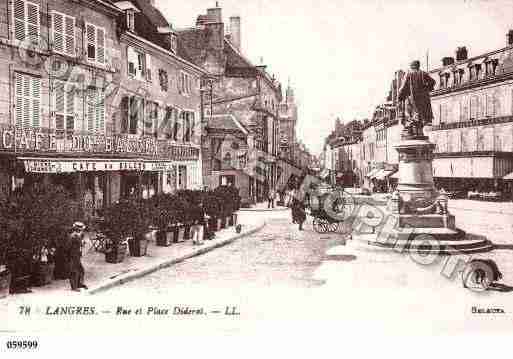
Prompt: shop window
<box><xmin>15</xmin><ymin>72</ymin><xmax>41</xmax><ymax>128</ymax></box>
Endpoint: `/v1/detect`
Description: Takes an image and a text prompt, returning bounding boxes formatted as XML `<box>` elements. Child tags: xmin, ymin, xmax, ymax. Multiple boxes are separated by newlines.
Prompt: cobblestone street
<box><xmin>97</xmin><ymin>200</ymin><xmax>513</xmax><ymax>334</ymax></box>
<box><xmin>102</xmin><ymin>213</ymin><xmax>347</xmax><ymax>293</ymax></box>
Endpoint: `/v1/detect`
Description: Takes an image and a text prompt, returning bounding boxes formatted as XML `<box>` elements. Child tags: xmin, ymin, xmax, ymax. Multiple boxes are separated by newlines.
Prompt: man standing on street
<box><xmin>69</xmin><ymin>222</ymin><xmax>88</xmax><ymax>292</ymax></box>
<box><xmin>268</xmin><ymin>188</ymin><xmax>276</xmax><ymax>209</ymax></box>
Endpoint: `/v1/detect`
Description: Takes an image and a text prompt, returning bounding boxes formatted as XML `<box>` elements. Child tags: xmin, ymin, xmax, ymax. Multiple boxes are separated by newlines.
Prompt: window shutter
<box><xmin>26</xmin><ymin>2</ymin><xmax>39</xmax><ymax>45</ymax></box>
<box><xmin>13</xmin><ymin>0</ymin><xmax>25</xmax><ymax>42</ymax></box>
<box><xmin>31</xmin><ymin>77</ymin><xmax>41</xmax><ymax>127</ymax></box>
<box><xmin>86</xmin><ymin>87</ymin><xmax>95</xmax><ymax>131</ymax></box>
<box><xmin>66</xmin><ymin>84</ymin><xmax>75</xmax><ymax>130</ymax></box>
<box><xmin>64</xmin><ymin>15</ymin><xmax>75</xmax><ymax>56</ymax></box>
<box><xmin>52</xmin><ymin>12</ymin><xmax>64</xmax><ymax>53</ymax></box>
<box><xmin>96</xmin><ymin>27</ymin><xmax>105</xmax><ymax>64</ymax></box>
<box><xmin>127</xmin><ymin>47</ymin><xmax>137</xmax><ymax>76</ymax></box>
<box><xmin>86</xmin><ymin>24</ymin><xmax>96</xmax><ymax>61</ymax></box>
<box><xmin>145</xmin><ymin>53</ymin><xmax>152</xmax><ymax>81</ymax></box>
<box><xmin>54</xmin><ymin>80</ymin><xmax>64</xmax><ymax>129</ymax></box>
<box><xmin>95</xmin><ymin>88</ymin><xmax>105</xmax><ymax>131</ymax></box>
<box><xmin>15</xmin><ymin>73</ymin><xmax>23</xmax><ymax>127</ymax></box>
<box><xmin>120</xmin><ymin>96</ymin><xmax>129</xmax><ymax>133</ymax></box>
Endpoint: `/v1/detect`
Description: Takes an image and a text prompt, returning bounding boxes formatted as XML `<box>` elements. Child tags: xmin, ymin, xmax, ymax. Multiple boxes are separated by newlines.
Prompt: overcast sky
<box><xmin>157</xmin><ymin>0</ymin><xmax>513</xmax><ymax>155</ymax></box>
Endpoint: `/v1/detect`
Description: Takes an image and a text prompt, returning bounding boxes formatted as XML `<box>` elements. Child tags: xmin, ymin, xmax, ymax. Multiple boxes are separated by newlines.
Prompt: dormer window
<box><xmin>485</xmin><ymin>59</ymin><xmax>498</xmax><ymax>77</ymax></box>
<box><xmin>470</xmin><ymin>64</ymin><xmax>481</xmax><ymax>81</ymax></box>
<box><xmin>439</xmin><ymin>72</ymin><xmax>450</xmax><ymax>88</ymax></box>
<box><xmin>453</xmin><ymin>69</ymin><xmax>464</xmax><ymax>86</ymax></box>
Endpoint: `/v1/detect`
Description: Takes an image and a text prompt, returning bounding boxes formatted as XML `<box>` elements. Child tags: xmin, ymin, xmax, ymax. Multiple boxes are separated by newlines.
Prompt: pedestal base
<box><xmin>352</xmin><ymin>229</ymin><xmax>493</xmax><ymax>255</ymax></box>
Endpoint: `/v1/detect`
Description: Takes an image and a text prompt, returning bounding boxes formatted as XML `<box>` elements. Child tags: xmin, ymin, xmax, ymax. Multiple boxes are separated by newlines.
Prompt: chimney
<box><xmin>455</xmin><ymin>46</ymin><xmax>468</xmax><ymax>61</ymax></box>
<box><xmin>442</xmin><ymin>56</ymin><xmax>455</xmax><ymax>66</ymax></box>
<box><xmin>207</xmin><ymin>5</ymin><xmax>222</xmax><ymax>23</ymax></box>
<box><xmin>507</xmin><ymin>30</ymin><xmax>513</xmax><ymax>46</ymax></box>
<box><xmin>229</xmin><ymin>16</ymin><xmax>241</xmax><ymax>51</ymax></box>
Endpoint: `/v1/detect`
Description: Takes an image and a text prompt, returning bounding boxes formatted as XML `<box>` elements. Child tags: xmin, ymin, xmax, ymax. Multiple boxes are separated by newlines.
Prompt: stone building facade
<box><xmin>177</xmin><ymin>5</ymin><xmax>282</xmax><ymax>204</ymax></box>
<box><xmin>0</xmin><ymin>0</ymin><xmax>204</xmax><ymax>217</ymax></box>
<box><xmin>427</xmin><ymin>36</ymin><xmax>513</xmax><ymax>193</ymax></box>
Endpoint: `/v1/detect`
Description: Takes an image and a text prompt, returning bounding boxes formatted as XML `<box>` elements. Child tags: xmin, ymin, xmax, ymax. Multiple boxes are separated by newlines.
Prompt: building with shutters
<box><xmin>0</xmin><ymin>0</ymin><xmax>204</xmax><ymax>218</ymax></box>
<box><xmin>114</xmin><ymin>0</ymin><xmax>205</xmax><ymax>200</ymax></box>
<box><xmin>427</xmin><ymin>33</ymin><xmax>513</xmax><ymax>196</ymax></box>
<box><xmin>177</xmin><ymin>4</ymin><xmax>282</xmax><ymax>204</ymax></box>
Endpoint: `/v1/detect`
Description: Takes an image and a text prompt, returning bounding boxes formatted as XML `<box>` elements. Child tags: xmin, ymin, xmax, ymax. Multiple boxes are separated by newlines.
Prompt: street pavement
<box><xmin>2</xmin><ymin>198</ymin><xmax>513</xmax><ymax>335</ymax></box>
<box><xmin>98</xmin><ymin>198</ymin><xmax>513</xmax><ymax>334</ymax></box>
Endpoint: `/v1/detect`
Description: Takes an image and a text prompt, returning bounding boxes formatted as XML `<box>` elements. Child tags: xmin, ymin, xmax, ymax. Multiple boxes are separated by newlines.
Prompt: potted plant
<box><xmin>153</xmin><ymin>195</ymin><xmax>178</xmax><ymax>246</ymax></box>
<box><xmin>171</xmin><ymin>195</ymin><xmax>189</xmax><ymax>242</ymax></box>
<box><xmin>213</xmin><ymin>186</ymin><xmax>237</xmax><ymax>229</ymax></box>
<box><xmin>202</xmin><ymin>191</ymin><xmax>222</xmax><ymax>232</ymax></box>
<box><xmin>103</xmin><ymin>199</ymin><xmax>149</xmax><ymax>260</ymax></box>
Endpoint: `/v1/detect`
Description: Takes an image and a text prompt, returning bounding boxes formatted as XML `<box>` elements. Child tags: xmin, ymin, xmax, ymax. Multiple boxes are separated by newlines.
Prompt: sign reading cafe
<box><xmin>0</xmin><ymin>127</ymin><xmax>199</xmax><ymax>161</ymax></box>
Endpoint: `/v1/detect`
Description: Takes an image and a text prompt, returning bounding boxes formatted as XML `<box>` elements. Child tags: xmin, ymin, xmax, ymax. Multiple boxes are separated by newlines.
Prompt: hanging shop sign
<box><xmin>0</xmin><ymin>126</ymin><xmax>199</xmax><ymax>161</ymax></box>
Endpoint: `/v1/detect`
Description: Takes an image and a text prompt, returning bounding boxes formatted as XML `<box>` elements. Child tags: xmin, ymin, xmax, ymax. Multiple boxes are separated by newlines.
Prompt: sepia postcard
<box><xmin>1</xmin><ymin>0</ymin><xmax>513</xmax><ymax>356</ymax></box>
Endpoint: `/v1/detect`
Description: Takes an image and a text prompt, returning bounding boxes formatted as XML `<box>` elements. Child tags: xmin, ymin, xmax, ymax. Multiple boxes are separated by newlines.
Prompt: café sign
<box><xmin>21</xmin><ymin>158</ymin><xmax>182</xmax><ymax>173</ymax></box>
<box><xmin>0</xmin><ymin>127</ymin><xmax>199</xmax><ymax>161</ymax></box>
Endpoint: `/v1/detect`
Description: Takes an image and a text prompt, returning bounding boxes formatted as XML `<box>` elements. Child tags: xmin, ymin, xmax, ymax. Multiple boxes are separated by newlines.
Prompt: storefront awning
<box><xmin>390</xmin><ymin>172</ymin><xmax>400</xmax><ymax>179</ymax></box>
<box><xmin>503</xmin><ymin>172</ymin><xmax>513</xmax><ymax>180</ymax></box>
<box><xmin>19</xmin><ymin>157</ymin><xmax>181</xmax><ymax>173</ymax></box>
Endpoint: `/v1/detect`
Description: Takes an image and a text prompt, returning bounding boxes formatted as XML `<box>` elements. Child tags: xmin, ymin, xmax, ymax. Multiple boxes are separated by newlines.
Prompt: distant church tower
<box><xmin>278</xmin><ymin>79</ymin><xmax>298</xmax><ymax>162</ymax></box>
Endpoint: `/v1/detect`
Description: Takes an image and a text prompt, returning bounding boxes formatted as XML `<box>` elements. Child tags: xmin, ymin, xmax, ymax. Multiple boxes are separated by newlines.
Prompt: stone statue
<box><xmin>398</xmin><ymin>60</ymin><xmax>436</xmax><ymax>138</ymax></box>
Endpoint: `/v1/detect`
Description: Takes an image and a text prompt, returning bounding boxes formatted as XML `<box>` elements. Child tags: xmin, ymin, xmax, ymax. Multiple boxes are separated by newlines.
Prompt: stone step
<box><xmin>352</xmin><ymin>232</ymin><xmax>494</xmax><ymax>255</ymax></box>
<box><xmin>397</xmin><ymin>214</ymin><xmax>455</xmax><ymax>229</ymax></box>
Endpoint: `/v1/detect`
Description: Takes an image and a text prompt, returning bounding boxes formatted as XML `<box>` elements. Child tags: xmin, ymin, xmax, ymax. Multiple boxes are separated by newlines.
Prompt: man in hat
<box><xmin>69</xmin><ymin>222</ymin><xmax>87</xmax><ymax>292</ymax></box>
<box><xmin>398</xmin><ymin>60</ymin><xmax>436</xmax><ymax>137</ymax></box>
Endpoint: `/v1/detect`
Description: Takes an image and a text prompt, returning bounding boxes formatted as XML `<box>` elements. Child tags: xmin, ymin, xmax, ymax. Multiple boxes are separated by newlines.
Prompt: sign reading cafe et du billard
<box><xmin>0</xmin><ymin>127</ymin><xmax>200</xmax><ymax>161</ymax></box>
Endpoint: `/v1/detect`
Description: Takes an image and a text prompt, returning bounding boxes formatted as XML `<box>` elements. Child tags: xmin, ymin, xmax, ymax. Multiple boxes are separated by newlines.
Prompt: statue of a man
<box><xmin>398</xmin><ymin>60</ymin><xmax>436</xmax><ymax>138</ymax></box>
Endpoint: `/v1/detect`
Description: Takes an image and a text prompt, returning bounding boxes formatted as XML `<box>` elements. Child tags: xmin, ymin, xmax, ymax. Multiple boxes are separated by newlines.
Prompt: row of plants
<box><xmin>101</xmin><ymin>186</ymin><xmax>241</xmax><ymax>263</ymax></box>
<box><xmin>0</xmin><ymin>185</ymin><xmax>241</xmax><ymax>298</ymax></box>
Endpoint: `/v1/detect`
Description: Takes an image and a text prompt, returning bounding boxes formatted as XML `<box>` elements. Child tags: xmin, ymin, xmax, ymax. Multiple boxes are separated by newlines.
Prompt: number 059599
<box><xmin>6</xmin><ymin>340</ymin><xmax>38</xmax><ymax>350</ymax></box>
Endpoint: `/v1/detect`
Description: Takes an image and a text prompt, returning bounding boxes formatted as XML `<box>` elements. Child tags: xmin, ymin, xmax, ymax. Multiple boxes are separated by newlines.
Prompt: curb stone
<box><xmin>86</xmin><ymin>222</ymin><xmax>266</xmax><ymax>295</ymax></box>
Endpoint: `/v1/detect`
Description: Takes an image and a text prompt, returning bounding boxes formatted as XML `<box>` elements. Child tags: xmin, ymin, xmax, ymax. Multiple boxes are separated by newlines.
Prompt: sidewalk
<box><xmin>1</xmin><ymin>216</ymin><xmax>265</xmax><ymax>305</ymax></box>
<box><xmin>449</xmin><ymin>199</ymin><xmax>513</xmax><ymax>215</ymax></box>
<box><xmin>241</xmin><ymin>202</ymin><xmax>289</xmax><ymax>212</ymax></box>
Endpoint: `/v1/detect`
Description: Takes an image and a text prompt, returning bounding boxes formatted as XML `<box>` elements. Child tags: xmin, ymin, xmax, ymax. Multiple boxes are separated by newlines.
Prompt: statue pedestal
<box><xmin>353</xmin><ymin>135</ymin><xmax>493</xmax><ymax>255</ymax></box>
